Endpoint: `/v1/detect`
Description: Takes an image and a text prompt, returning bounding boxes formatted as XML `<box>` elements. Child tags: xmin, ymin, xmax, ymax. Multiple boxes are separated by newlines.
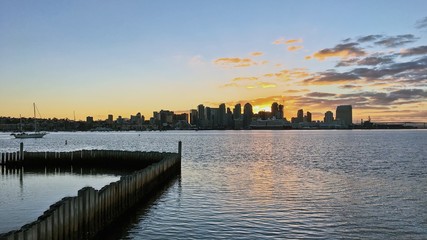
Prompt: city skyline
<box><xmin>1</xmin><ymin>1</ymin><xmax>426</xmax><ymax>122</ymax></box>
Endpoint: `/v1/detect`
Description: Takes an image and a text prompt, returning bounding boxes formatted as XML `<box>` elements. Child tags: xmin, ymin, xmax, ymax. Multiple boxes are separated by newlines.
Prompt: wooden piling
<box><xmin>19</xmin><ymin>142</ymin><xmax>24</xmax><ymax>161</ymax></box>
<box><xmin>0</xmin><ymin>145</ymin><xmax>182</xmax><ymax>240</ymax></box>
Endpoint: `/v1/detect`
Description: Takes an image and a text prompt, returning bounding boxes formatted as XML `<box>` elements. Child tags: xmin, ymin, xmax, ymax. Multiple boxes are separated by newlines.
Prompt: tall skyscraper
<box><xmin>278</xmin><ymin>104</ymin><xmax>284</xmax><ymax>119</ymax></box>
<box><xmin>306</xmin><ymin>111</ymin><xmax>312</xmax><ymax>122</ymax></box>
<box><xmin>218</xmin><ymin>103</ymin><xmax>226</xmax><ymax>128</ymax></box>
<box><xmin>233</xmin><ymin>104</ymin><xmax>242</xmax><ymax>120</ymax></box>
<box><xmin>271</xmin><ymin>102</ymin><xmax>278</xmax><ymax>119</ymax></box>
<box><xmin>336</xmin><ymin>105</ymin><xmax>352</xmax><ymax>128</ymax></box>
<box><xmin>324</xmin><ymin>111</ymin><xmax>333</xmax><ymax>123</ymax></box>
<box><xmin>243</xmin><ymin>103</ymin><xmax>253</xmax><ymax>129</ymax></box>
<box><xmin>226</xmin><ymin>107</ymin><xmax>233</xmax><ymax>128</ymax></box>
<box><xmin>190</xmin><ymin>109</ymin><xmax>198</xmax><ymax>125</ymax></box>
<box><xmin>197</xmin><ymin>104</ymin><xmax>205</xmax><ymax>121</ymax></box>
<box><xmin>297</xmin><ymin>109</ymin><xmax>304</xmax><ymax>123</ymax></box>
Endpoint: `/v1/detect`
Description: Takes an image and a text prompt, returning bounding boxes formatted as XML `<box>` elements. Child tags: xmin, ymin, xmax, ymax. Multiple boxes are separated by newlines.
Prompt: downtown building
<box><xmin>336</xmin><ymin>105</ymin><xmax>353</xmax><ymax>128</ymax></box>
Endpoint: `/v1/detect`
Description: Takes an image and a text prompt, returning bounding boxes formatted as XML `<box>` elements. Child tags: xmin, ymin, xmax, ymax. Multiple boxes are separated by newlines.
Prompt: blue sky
<box><xmin>1</xmin><ymin>1</ymin><xmax>426</xmax><ymax>121</ymax></box>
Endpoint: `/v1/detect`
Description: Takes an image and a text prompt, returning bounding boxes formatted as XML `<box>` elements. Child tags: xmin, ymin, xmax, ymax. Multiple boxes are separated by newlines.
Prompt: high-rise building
<box><xmin>271</xmin><ymin>102</ymin><xmax>279</xmax><ymax>119</ymax></box>
<box><xmin>218</xmin><ymin>103</ymin><xmax>226</xmax><ymax>128</ymax></box>
<box><xmin>130</xmin><ymin>112</ymin><xmax>143</xmax><ymax>124</ymax></box>
<box><xmin>336</xmin><ymin>105</ymin><xmax>352</xmax><ymax>128</ymax></box>
<box><xmin>211</xmin><ymin>108</ymin><xmax>219</xmax><ymax>128</ymax></box>
<box><xmin>243</xmin><ymin>103</ymin><xmax>253</xmax><ymax>129</ymax></box>
<box><xmin>197</xmin><ymin>104</ymin><xmax>206</xmax><ymax>128</ymax></box>
<box><xmin>297</xmin><ymin>109</ymin><xmax>304</xmax><ymax>123</ymax></box>
<box><xmin>159</xmin><ymin>110</ymin><xmax>174</xmax><ymax>124</ymax></box>
<box><xmin>197</xmin><ymin>104</ymin><xmax>205</xmax><ymax>121</ymax></box>
<box><xmin>324</xmin><ymin>111</ymin><xmax>334</xmax><ymax>123</ymax></box>
<box><xmin>190</xmin><ymin>109</ymin><xmax>198</xmax><ymax>125</ymax></box>
<box><xmin>233</xmin><ymin>104</ymin><xmax>242</xmax><ymax>120</ymax></box>
<box><xmin>306</xmin><ymin>111</ymin><xmax>312</xmax><ymax>122</ymax></box>
<box><xmin>226</xmin><ymin>107</ymin><xmax>233</xmax><ymax>128</ymax></box>
<box><xmin>278</xmin><ymin>104</ymin><xmax>284</xmax><ymax>119</ymax></box>
<box><xmin>86</xmin><ymin>116</ymin><xmax>94</xmax><ymax>123</ymax></box>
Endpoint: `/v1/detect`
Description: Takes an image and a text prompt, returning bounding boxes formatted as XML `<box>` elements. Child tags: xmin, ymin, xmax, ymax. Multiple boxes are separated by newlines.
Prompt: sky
<box><xmin>1</xmin><ymin>0</ymin><xmax>426</xmax><ymax>122</ymax></box>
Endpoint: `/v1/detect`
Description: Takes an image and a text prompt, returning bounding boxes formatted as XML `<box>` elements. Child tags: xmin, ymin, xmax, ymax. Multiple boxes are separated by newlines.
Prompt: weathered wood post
<box><xmin>178</xmin><ymin>141</ymin><xmax>182</xmax><ymax>160</ymax></box>
<box><xmin>19</xmin><ymin>142</ymin><xmax>24</xmax><ymax>161</ymax></box>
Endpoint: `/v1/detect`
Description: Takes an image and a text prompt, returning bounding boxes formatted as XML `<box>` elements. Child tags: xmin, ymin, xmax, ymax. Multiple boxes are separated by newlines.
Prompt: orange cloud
<box><xmin>286</xmin><ymin>39</ymin><xmax>303</xmax><ymax>44</ymax></box>
<box><xmin>287</xmin><ymin>46</ymin><xmax>303</xmax><ymax>51</ymax></box>
<box><xmin>273</xmin><ymin>38</ymin><xmax>303</xmax><ymax>45</ymax></box>
<box><xmin>312</xmin><ymin>43</ymin><xmax>366</xmax><ymax>60</ymax></box>
<box><xmin>251</xmin><ymin>52</ymin><xmax>264</xmax><ymax>56</ymax></box>
<box><xmin>214</xmin><ymin>57</ymin><xmax>257</xmax><ymax>68</ymax></box>
<box><xmin>258</xmin><ymin>82</ymin><xmax>277</xmax><ymax>88</ymax></box>
<box><xmin>232</xmin><ymin>77</ymin><xmax>259</xmax><ymax>81</ymax></box>
<box><xmin>263</xmin><ymin>68</ymin><xmax>311</xmax><ymax>81</ymax></box>
<box><xmin>220</xmin><ymin>83</ymin><xmax>239</xmax><ymax>88</ymax></box>
<box><xmin>305</xmin><ymin>56</ymin><xmax>312</xmax><ymax>60</ymax></box>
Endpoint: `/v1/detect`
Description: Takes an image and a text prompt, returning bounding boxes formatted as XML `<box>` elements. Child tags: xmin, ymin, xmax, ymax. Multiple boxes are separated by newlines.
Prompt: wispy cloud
<box><xmin>355</xmin><ymin>34</ymin><xmax>418</xmax><ymax>47</ymax></box>
<box><xmin>415</xmin><ymin>16</ymin><xmax>427</xmax><ymax>29</ymax></box>
<box><xmin>258</xmin><ymin>82</ymin><xmax>277</xmax><ymax>88</ymax></box>
<box><xmin>400</xmin><ymin>46</ymin><xmax>427</xmax><ymax>57</ymax></box>
<box><xmin>264</xmin><ymin>68</ymin><xmax>311</xmax><ymax>81</ymax></box>
<box><xmin>288</xmin><ymin>46</ymin><xmax>303</xmax><ymax>51</ymax></box>
<box><xmin>220</xmin><ymin>83</ymin><xmax>239</xmax><ymax>88</ymax></box>
<box><xmin>303</xmin><ymin>70</ymin><xmax>359</xmax><ymax>85</ymax></box>
<box><xmin>374</xmin><ymin>34</ymin><xmax>418</xmax><ymax>48</ymax></box>
<box><xmin>304</xmin><ymin>56</ymin><xmax>427</xmax><ymax>85</ymax></box>
<box><xmin>357</xmin><ymin>34</ymin><xmax>382</xmax><ymax>43</ymax></box>
<box><xmin>273</xmin><ymin>38</ymin><xmax>303</xmax><ymax>45</ymax></box>
<box><xmin>232</xmin><ymin>77</ymin><xmax>259</xmax><ymax>81</ymax></box>
<box><xmin>339</xmin><ymin>84</ymin><xmax>363</xmax><ymax>90</ymax></box>
<box><xmin>213</xmin><ymin>57</ymin><xmax>258</xmax><ymax>68</ymax></box>
<box><xmin>313</xmin><ymin>43</ymin><xmax>366</xmax><ymax>60</ymax></box>
<box><xmin>250</xmin><ymin>52</ymin><xmax>264</xmax><ymax>56</ymax></box>
<box><xmin>336</xmin><ymin>55</ymin><xmax>395</xmax><ymax>67</ymax></box>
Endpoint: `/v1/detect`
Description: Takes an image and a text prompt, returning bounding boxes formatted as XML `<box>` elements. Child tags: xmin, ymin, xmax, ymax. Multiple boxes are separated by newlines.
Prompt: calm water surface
<box><xmin>0</xmin><ymin>130</ymin><xmax>426</xmax><ymax>239</ymax></box>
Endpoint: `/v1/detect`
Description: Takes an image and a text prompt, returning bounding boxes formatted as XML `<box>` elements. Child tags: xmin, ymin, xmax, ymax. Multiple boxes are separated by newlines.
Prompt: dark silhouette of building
<box><xmin>190</xmin><ymin>109</ymin><xmax>198</xmax><ymax>125</ymax></box>
<box><xmin>243</xmin><ymin>103</ymin><xmax>253</xmax><ymax>129</ymax></box>
<box><xmin>226</xmin><ymin>107</ymin><xmax>233</xmax><ymax>128</ymax></box>
<box><xmin>233</xmin><ymin>104</ymin><xmax>241</xmax><ymax>120</ymax></box>
<box><xmin>297</xmin><ymin>109</ymin><xmax>304</xmax><ymax>123</ymax></box>
<box><xmin>197</xmin><ymin>104</ymin><xmax>205</xmax><ymax>128</ymax></box>
<box><xmin>324</xmin><ymin>111</ymin><xmax>333</xmax><ymax>123</ymax></box>
<box><xmin>107</xmin><ymin>114</ymin><xmax>113</xmax><ymax>124</ymax></box>
<box><xmin>336</xmin><ymin>105</ymin><xmax>352</xmax><ymax>128</ymax></box>
<box><xmin>306</xmin><ymin>111</ymin><xmax>312</xmax><ymax>122</ymax></box>
<box><xmin>271</xmin><ymin>102</ymin><xmax>278</xmax><ymax>119</ymax></box>
<box><xmin>278</xmin><ymin>104</ymin><xmax>284</xmax><ymax>119</ymax></box>
<box><xmin>219</xmin><ymin>103</ymin><xmax>226</xmax><ymax>128</ymax></box>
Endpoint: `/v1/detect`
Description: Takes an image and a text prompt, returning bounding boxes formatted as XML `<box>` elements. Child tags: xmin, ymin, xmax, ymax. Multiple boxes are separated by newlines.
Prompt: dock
<box><xmin>0</xmin><ymin>142</ymin><xmax>182</xmax><ymax>240</ymax></box>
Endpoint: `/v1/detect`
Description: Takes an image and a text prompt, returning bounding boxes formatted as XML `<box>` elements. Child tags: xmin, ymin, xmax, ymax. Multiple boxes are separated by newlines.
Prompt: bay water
<box><xmin>0</xmin><ymin>130</ymin><xmax>426</xmax><ymax>239</ymax></box>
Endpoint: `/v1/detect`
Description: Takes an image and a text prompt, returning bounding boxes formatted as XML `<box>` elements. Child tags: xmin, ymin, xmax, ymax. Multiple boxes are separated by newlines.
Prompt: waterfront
<box><xmin>1</xmin><ymin>130</ymin><xmax>426</xmax><ymax>239</ymax></box>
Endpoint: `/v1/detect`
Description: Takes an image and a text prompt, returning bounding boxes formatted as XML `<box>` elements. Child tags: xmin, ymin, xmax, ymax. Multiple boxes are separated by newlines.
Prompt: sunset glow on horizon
<box><xmin>1</xmin><ymin>1</ymin><xmax>426</xmax><ymax>122</ymax></box>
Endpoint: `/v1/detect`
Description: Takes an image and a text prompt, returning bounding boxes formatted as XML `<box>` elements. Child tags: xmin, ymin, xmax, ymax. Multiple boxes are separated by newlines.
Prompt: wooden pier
<box><xmin>0</xmin><ymin>142</ymin><xmax>182</xmax><ymax>240</ymax></box>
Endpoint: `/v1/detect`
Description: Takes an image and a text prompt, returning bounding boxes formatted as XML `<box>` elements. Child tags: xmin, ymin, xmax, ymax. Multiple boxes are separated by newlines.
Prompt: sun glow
<box><xmin>253</xmin><ymin>105</ymin><xmax>271</xmax><ymax>113</ymax></box>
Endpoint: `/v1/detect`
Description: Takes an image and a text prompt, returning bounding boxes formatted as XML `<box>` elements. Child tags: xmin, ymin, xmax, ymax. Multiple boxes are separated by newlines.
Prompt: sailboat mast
<box><xmin>33</xmin><ymin>102</ymin><xmax>37</xmax><ymax>132</ymax></box>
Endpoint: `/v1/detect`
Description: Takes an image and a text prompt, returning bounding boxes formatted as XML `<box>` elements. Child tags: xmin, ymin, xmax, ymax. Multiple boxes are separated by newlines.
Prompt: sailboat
<box><xmin>12</xmin><ymin>103</ymin><xmax>47</xmax><ymax>139</ymax></box>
